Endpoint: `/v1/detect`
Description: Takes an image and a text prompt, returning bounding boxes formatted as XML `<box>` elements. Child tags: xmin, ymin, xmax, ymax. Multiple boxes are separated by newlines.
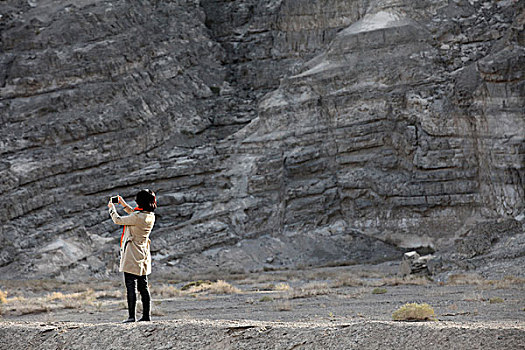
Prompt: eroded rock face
<box><xmin>0</xmin><ymin>0</ymin><xmax>523</xmax><ymax>280</ymax></box>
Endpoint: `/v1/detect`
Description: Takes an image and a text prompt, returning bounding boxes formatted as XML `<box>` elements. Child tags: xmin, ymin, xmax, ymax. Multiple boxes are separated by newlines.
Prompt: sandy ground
<box><xmin>1</xmin><ymin>264</ymin><xmax>524</xmax><ymax>349</ymax></box>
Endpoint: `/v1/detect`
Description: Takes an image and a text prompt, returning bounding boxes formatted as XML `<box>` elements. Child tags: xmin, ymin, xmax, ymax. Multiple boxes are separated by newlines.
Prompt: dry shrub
<box><xmin>94</xmin><ymin>290</ymin><xmax>122</xmax><ymax>300</ymax></box>
<box><xmin>489</xmin><ymin>297</ymin><xmax>504</xmax><ymax>304</ymax></box>
<box><xmin>392</xmin><ymin>303</ymin><xmax>436</xmax><ymax>322</ymax></box>
<box><xmin>181</xmin><ymin>280</ymin><xmax>212</xmax><ymax>291</ymax></box>
<box><xmin>184</xmin><ymin>280</ymin><xmax>241</xmax><ymax>294</ymax></box>
<box><xmin>259</xmin><ymin>295</ymin><xmax>274</xmax><ymax>302</ymax></box>
<box><xmin>207</xmin><ymin>280</ymin><xmax>241</xmax><ymax>294</ymax></box>
<box><xmin>151</xmin><ymin>284</ymin><xmax>182</xmax><ymax>298</ymax></box>
<box><xmin>371</xmin><ymin>288</ymin><xmax>387</xmax><ymax>294</ymax></box>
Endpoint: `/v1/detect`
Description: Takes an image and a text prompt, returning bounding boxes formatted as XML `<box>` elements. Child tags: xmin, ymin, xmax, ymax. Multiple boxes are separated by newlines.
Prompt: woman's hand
<box><xmin>107</xmin><ymin>199</ymin><xmax>114</xmax><ymax>208</ymax></box>
<box><xmin>118</xmin><ymin>195</ymin><xmax>127</xmax><ymax>206</ymax></box>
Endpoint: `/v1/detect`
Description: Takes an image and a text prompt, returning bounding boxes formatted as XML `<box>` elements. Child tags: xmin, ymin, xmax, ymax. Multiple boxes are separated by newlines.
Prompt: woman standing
<box><xmin>108</xmin><ymin>189</ymin><xmax>157</xmax><ymax>323</ymax></box>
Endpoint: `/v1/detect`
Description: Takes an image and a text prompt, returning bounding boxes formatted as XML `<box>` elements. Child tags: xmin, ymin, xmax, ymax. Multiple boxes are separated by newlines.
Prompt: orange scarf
<box><xmin>120</xmin><ymin>207</ymin><xmax>144</xmax><ymax>246</ymax></box>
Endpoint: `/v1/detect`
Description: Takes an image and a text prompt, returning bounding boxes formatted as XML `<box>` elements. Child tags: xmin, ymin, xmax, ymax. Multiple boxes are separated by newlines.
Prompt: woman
<box><xmin>108</xmin><ymin>189</ymin><xmax>157</xmax><ymax>323</ymax></box>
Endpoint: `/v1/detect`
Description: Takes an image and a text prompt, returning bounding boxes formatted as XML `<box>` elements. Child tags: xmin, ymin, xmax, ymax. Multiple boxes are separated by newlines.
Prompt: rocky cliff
<box><xmin>0</xmin><ymin>0</ymin><xmax>523</xmax><ymax>280</ymax></box>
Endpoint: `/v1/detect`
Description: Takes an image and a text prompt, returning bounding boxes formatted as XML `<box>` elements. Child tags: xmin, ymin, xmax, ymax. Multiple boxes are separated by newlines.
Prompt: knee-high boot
<box><xmin>123</xmin><ymin>292</ymin><xmax>136</xmax><ymax>323</ymax></box>
<box><xmin>138</xmin><ymin>293</ymin><xmax>150</xmax><ymax>322</ymax></box>
<box><xmin>137</xmin><ymin>275</ymin><xmax>151</xmax><ymax>322</ymax></box>
<box><xmin>123</xmin><ymin>273</ymin><xmax>137</xmax><ymax>323</ymax></box>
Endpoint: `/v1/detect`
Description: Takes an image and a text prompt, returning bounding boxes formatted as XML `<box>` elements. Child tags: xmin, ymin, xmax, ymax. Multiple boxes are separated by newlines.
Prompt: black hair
<box><xmin>136</xmin><ymin>189</ymin><xmax>157</xmax><ymax>212</ymax></box>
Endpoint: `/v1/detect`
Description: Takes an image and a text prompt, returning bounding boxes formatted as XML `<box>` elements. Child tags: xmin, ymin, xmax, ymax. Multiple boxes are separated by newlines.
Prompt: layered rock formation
<box><xmin>0</xmin><ymin>0</ymin><xmax>523</xmax><ymax>280</ymax></box>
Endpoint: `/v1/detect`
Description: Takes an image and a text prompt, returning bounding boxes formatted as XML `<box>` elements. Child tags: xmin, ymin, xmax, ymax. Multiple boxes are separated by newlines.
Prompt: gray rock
<box><xmin>455</xmin><ymin>219</ymin><xmax>522</xmax><ymax>258</ymax></box>
<box><xmin>400</xmin><ymin>251</ymin><xmax>434</xmax><ymax>276</ymax></box>
<box><xmin>0</xmin><ymin>0</ymin><xmax>523</xmax><ymax>280</ymax></box>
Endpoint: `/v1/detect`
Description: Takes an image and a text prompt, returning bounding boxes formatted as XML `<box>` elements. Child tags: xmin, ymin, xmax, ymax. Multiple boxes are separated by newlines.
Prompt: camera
<box><xmin>111</xmin><ymin>196</ymin><xmax>119</xmax><ymax>204</ymax></box>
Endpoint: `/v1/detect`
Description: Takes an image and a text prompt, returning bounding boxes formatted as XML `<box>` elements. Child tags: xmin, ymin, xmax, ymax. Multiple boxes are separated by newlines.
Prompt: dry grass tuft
<box><xmin>46</xmin><ymin>289</ymin><xmax>96</xmax><ymax>310</ymax></box>
<box><xmin>287</xmin><ymin>282</ymin><xmax>331</xmax><ymax>300</ymax></box>
<box><xmin>331</xmin><ymin>276</ymin><xmax>366</xmax><ymax>288</ymax></box>
<box><xmin>208</xmin><ymin>280</ymin><xmax>242</xmax><ymax>294</ymax></box>
<box><xmin>46</xmin><ymin>291</ymin><xmax>66</xmax><ymax>301</ymax></box>
<box><xmin>94</xmin><ymin>290</ymin><xmax>122</xmax><ymax>299</ymax></box>
<box><xmin>1</xmin><ymin>288</ymin><xmax>98</xmax><ymax>316</ymax></box>
<box><xmin>46</xmin><ymin>289</ymin><xmax>95</xmax><ymax>303</ymax></box>
<box><xmin>378</xmin><ymin>276</ymin><xmax>430</xmax><ymax>287</ymax></box>
<box><xmin>447</xmin><ymin>274</ymin><xmax>485</xmax><ymax>286</ymax></box>
<box><xmin>0</xmin><ymin>290</ymin><xmax>5</xmax><ymax>316</ymax></box>
<box><xmin>331</xmin><ymin>275</ymin><xmax>429</xmax><ymax>289</ymax></box>
<box><xmin>0</xmin><ymin>290</ymin><xmax>7</xmax><ymax>304</ymax></box>
<box><xmin>274</xmin><ymin>283</ymin><xmax>291</xmax><ymax>292</ymax></box>
<box><xmin>6</xmin><ymin>296</ymin><xmax>27</xmax><ymax>303</ymax></box>
<box><xmin>392</xmin><ymin>303</ymin><xmax>436</xmax><ymax>322</ymax></box>
<box><xmin>500</xmin><ymin>275</ymin><xmax>525</xmax><ymax>284</ymax></box>
<box><xmin>183</xmin><ymin>280</ymin><xmax>241</xmax><ymax>294</ymax></box>
<box><xmin>151</xmin><ymin>284</ymin><xmax>182</xmax><ymax>298</ymax></box>
<box><xmin>181</xmin><ymin>280</ymin><xmax>212</xmax><ymax>291</ymax></box>
<box><xmin>447</xmin><ymin>274</ymin><xmax>525</xmax><ymax>289</ymax></box>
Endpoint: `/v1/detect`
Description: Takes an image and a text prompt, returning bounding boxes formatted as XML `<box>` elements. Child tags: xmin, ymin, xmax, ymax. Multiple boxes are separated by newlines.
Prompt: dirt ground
<box><xmin>1</xmin><ymin>263</ymin><xmax>524</xmax><ymax>349</ymax></box>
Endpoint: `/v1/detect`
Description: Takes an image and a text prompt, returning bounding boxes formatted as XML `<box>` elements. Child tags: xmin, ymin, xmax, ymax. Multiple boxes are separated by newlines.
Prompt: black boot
<box><xmin>123</xmin><ymin>275</ymin><xmax>137</xmax><ymax>323</ymax></box>
<box><xmin>123</xmin><ymin>292</ymin><xmax>136</xmax><ymax>323</ymax></box>
<box><xmin>137</xmin><ymin>290</ymin><xmax>151</xmax><ymax>321</ymax></box>
<box><xmin>138</xmin><ymin>315</ymin><xmax>150</xmax><ymax>322</ymax></box>
<box><xmin>137</xmin><ymin>276</ymin><xmax>151</xmax><ymax>322</ymax></box>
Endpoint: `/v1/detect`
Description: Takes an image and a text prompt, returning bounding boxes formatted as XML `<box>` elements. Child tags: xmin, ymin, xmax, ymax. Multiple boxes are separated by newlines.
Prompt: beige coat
<box><xmin>109</xmin><ymin>204</ymin><xmax>155</xmax><ymax>276</ymax></box>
